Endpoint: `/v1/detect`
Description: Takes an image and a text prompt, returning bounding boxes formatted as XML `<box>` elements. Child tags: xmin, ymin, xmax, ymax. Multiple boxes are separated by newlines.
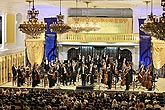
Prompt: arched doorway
<box><xmin>120</xmin><ymin>49</ymin><xmax>132</xmax><ymax>62</ymax></box>
<box><xmin>68</xmin><ymin>48</ymin><xmax>80</xmax><ymax>61</ymax></box>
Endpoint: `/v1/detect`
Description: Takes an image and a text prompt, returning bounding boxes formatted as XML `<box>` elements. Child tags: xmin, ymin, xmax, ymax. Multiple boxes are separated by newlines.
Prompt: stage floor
<box><xmin>0</xmin><ymin>78</ymin><xmax>165</xmax><ymax>93</ymax></box>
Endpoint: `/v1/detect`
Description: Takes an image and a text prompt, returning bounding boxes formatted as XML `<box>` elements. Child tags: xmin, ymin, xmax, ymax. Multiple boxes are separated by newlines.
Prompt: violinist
<box><xmin>114</xmin><ymin>59</ymin><xmax>119</xmax><ymax>83</ymax></box>
<box><xmin>125</xmin><ymin>63</ymin><xmax>133</xmax><ymax>90</ymax></box>
<box><xmin>94</xmin><ymin>55</ymin><xmax>101</xmax><ymax>73</ymax></box>
<box><xmin>70</xmin><ymin>60</ymin><xmax>78</xmax><ymax>85</ymax></box>
<box><xmin>106</xmin><ymin>62</ymin><xmax>114</xmax><ymax>89</ymax></box>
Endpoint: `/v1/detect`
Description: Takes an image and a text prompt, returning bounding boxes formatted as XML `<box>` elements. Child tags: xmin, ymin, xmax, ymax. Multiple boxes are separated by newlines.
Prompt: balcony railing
<box><xmin>58</xmin><ymin>33</ymin><xmax>139</xmax><ymax>43</ymax></box>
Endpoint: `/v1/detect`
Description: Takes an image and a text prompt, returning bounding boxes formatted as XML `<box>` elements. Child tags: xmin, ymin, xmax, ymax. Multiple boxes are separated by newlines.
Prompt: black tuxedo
<box><xmin>125</xmin><ymin>68</ymin><xmax>134</xmax><ymax>90</ymax></box>
<box><xmin>61</xmin><ymin>66</ymin><xmax>68</xmax><ymax>86</ymax></box>
<box><xmin>105</xmin><ymin>57</ymin><xmax>109</xmax><ymax>66</ymax></box>
<box><xmin>102</xmin><ymin>53</ymin><xmax>106</xmax><ymax>60</ymax></box>
<box><xmin>88</xmin><ymin>66</ymin><xmax>96</xmax><ymax>85</ymax></box>
<box><xmin>17</xmin><ymin>68</ymin><xmax>22</xmax><ymax>87</ymax></box>
<box><xmin>70</xmin><ymin>64</ymin><xmax>78</xmax><ymax>85</ymax></box>
<box><xmin>12</xmin><ymin>65</ymin><xmax>17</xmax><ymax>81</ymax></box>
<box><xmin>80</xmin><ymin>66</ymin><xmax>88</xmax><ymax>86</ymax></box>
<box><xmin>94</xmin><ymin>57</ymin><xmax>101</xmax><ymax>73</ymax></box>
<box><xmin>117</xmin><ymin>55</ymin><xmax>123</xmax><ymax>71</ymax></box>
<box><xmin>32</xmin><ymin>69</ymin><xmax>38</xmax><ymax>87</ymax></box>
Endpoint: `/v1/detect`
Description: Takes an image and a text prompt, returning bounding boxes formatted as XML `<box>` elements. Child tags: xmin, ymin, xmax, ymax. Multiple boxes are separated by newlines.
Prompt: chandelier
<box><xmin>140</xmin><ymin>0</ymin><xmax>165</xmax><ymax>40</ymax></box>
<box><xmin>19</xmin><ymin>0</ymin><xmax>47</xmax><ymax>38</ymax></box>
<box><xmin>50</xmin><ymin>0</ymin><xmax>71</xmax><ymax>34</ymax></box>
<box><xmin>70</xmin><ymin>0</ymin><xmax>84</xmax><ymax>33</ymax></box>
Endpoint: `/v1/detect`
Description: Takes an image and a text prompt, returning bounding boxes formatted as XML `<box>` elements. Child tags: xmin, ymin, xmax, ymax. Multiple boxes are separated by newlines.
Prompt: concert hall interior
<box><xmin>0</xmin><ymin>0</ymin><xmax>165</xmax><ymax>109</ymax></box>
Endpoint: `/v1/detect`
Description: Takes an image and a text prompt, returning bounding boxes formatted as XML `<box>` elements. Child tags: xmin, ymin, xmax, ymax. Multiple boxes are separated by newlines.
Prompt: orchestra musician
<box><xmin>70</xmin><ymin>60</ymin><xmax>78</xmax><ymax>85</ymax></box>
<box><xmin>139</xmin><ymin>62</ymin><xmax>145</xmax><ymax>72</ymax></box>
<box><xmin>17</xmin><ymin>66</ymin><xmax>22</xmax><ymax>87</ymax></box>
<box><xmin>52</xmin><ymin>63</ymin><xmax>59</xmax><ymax>84</ymax></box>
<box><xmin>123</xmin><ymin>62</ymin><xmax>135</xmax><ymax>90</ymax></box>
<box><xmin>105</xmin><ymin>54</ymin><xmax>109</xmax><ymax>66</ymax></box>
<box><xmin>25</xmin><ymin>65</ymin><xmax>31</xmax><ymax>86</ymax></box>
<box><xmin>44</xmin><ymin>57</ymin><xmax>50</xmax><ymax>73</ymax></box>
<box><xmin>81</xmin><ymin>55</ymin><xmax>86</xmax><ymax>66</ymax></box>
<box><xmin>102</xmin><ymin>51</ymin><xmax>106</xmax><ymax>60</ymax></box>
<box><xmin>138</xmin><ymin>62</ymin><xmax>146</xmax><ymax>83</ymax></box>
<box><xmin>106</xmin><ymin>62</ymin><xmax>114</xmax><ymax>89</ymax></box>
<box><xmin>12</xmin><ymin>64</ymin><xmax>17</xmax><ymax>86</ymax></box>
<box><xmin>101</xmin><ymin>59</ymin><xmax>107</xmax><ymax>83</ymax></box>
<box><xmin>125</xmin><ymin>63</ymin><xmax>132</xmax><ymax>90</ymax></box>
<box><xmin>114</xmin><ymin>60</ymin><xmax>119</xmax><ymax>83</ymax></box>
<box><xmin>117</xmin><ymin>53</ymin><xmax>123</xmax><ymax>71</ymax></box>
<box><xmin>88</xmin><ymin>63</ymin><xmax>95</xmax><ymax>85</ymax></box>
<box><xmin>80</xmin><ymin>63</ymin><xmax>88</xmax><ymax>86</ymax></box>
<box><xmin>48</xmin><ymin>66</ymin><xmax>55</xmax><ymax>88</ymax></box>
<box><xmin>94</xmin><ymin>55</ymin><xmax>101</xmax><ymax>73</ymax></box>
<box><xmin>141</xmin><ymin>64</ymin><xmax>153</xmax><ymax>91</ymax></box>
<box><xmin>87</xmin><ymin>54</ymin><xmax>92</xmax><ymax>67</ymax></box>
<box><xmin>32</xmin><ymin>63</ymin><xmax>38</xmax><ymax>87</ymax></box>
<box><xmin>61</xmin><ymin>63</ymin><xmax>68</xmax><ymax>86</ymax></box>
<box><xmin>128</xmin><ymin>62</ymin><xmax>136</xmax><ymax>83</ymax></box>
<box><xmin>20</xmin><ymin>66</ymin><xmax>26</xmax><ymax>86</ymax></box>
<box><xmin>77</xmin><ymin>52</ymin><xmax>81</xmax><ymax>62</ymax></box>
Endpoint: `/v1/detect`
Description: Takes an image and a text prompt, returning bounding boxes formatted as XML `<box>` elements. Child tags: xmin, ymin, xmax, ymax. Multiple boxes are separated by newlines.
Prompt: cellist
<box><xmin>138</xmin><ymin>62</ymin><xmax>145</xmax><ymax>83</ymax></box>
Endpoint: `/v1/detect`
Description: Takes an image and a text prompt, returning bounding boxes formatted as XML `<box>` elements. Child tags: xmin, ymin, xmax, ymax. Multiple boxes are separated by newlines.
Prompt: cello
<box><xmin>121</xmin><ymin>69</ymin><xmax>127</xmax><ymax>86</ymax></box>
<box><xmin>138</xmin><ymin>71</ymin><xmax>145</xmax><ymax>83</ymax></box>
<box><xmin>103</xmin><ymin>73</ymin><xmax>108</xmax><ymax>84</ymax></box>
<box><xmin>121</xmin><ymin>76</ymin><xmax>126</xmax><ymax>86</ymax></box>
<box><xmin>121</xmin><ymin>66</ymin><xmax>129</xmax><ymax>86</ymax></box>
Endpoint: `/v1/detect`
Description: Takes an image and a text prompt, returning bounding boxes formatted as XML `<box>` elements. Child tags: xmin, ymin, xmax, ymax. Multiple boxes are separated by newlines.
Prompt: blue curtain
<box><xmin>139</xmin><ymin>19</ymin><xmax>152</xmax><ymax>68</ymax></box>
<box><xmin>44</xmin><ymin>18</ymin><xmax>57</xmax><ymax>62</ymax></box>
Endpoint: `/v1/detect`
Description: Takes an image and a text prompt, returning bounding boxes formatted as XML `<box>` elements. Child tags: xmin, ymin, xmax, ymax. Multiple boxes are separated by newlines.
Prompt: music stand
<box><xmin>152</xmin><ymin>80</ymin><xmax>159</xmax><ymax>91</ymax></box>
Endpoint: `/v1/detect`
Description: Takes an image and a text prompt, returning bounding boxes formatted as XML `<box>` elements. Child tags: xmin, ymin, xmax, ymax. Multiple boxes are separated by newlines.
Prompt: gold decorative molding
<box><xmin>58</xmin><ymin>33</ymin><xmax>139</xmax><ymax>43</ymax></box>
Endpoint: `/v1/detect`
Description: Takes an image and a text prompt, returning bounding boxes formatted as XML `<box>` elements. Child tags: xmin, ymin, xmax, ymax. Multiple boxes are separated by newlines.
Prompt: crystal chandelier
<box><xmin>50</xmin><ymin>0</ymin><xmax>71</xmax><ymax>34</ymax></box>
<box><xmin>19</xmin><ymin>0</ymin><xmax>47</xmax><ymax>38</ymax></box>
<box><xmin>70</xmin><ymin>0</ymin><xmax>84</xmax><ymax>33</ymax></box>
<box><xmin>140</xmin><ymin>0</ymin><xmax>165</xmax><ymax>40</ymax></box>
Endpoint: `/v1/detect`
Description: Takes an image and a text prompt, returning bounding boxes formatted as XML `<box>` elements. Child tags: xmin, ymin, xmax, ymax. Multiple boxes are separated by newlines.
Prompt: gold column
<box><xmin>8</xmin><ymin>55</ymin><xmax>12</xmax><ymax>82</ymax></box>
<box><xmin>5</xmin><ymin>56</ymin><xmax>8</xmax><ymax>83</ymax></box>
<box><xmin>2</xmin><ymin>56</ymin><xmax>5</xmax><ymax>83</ymax></box>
